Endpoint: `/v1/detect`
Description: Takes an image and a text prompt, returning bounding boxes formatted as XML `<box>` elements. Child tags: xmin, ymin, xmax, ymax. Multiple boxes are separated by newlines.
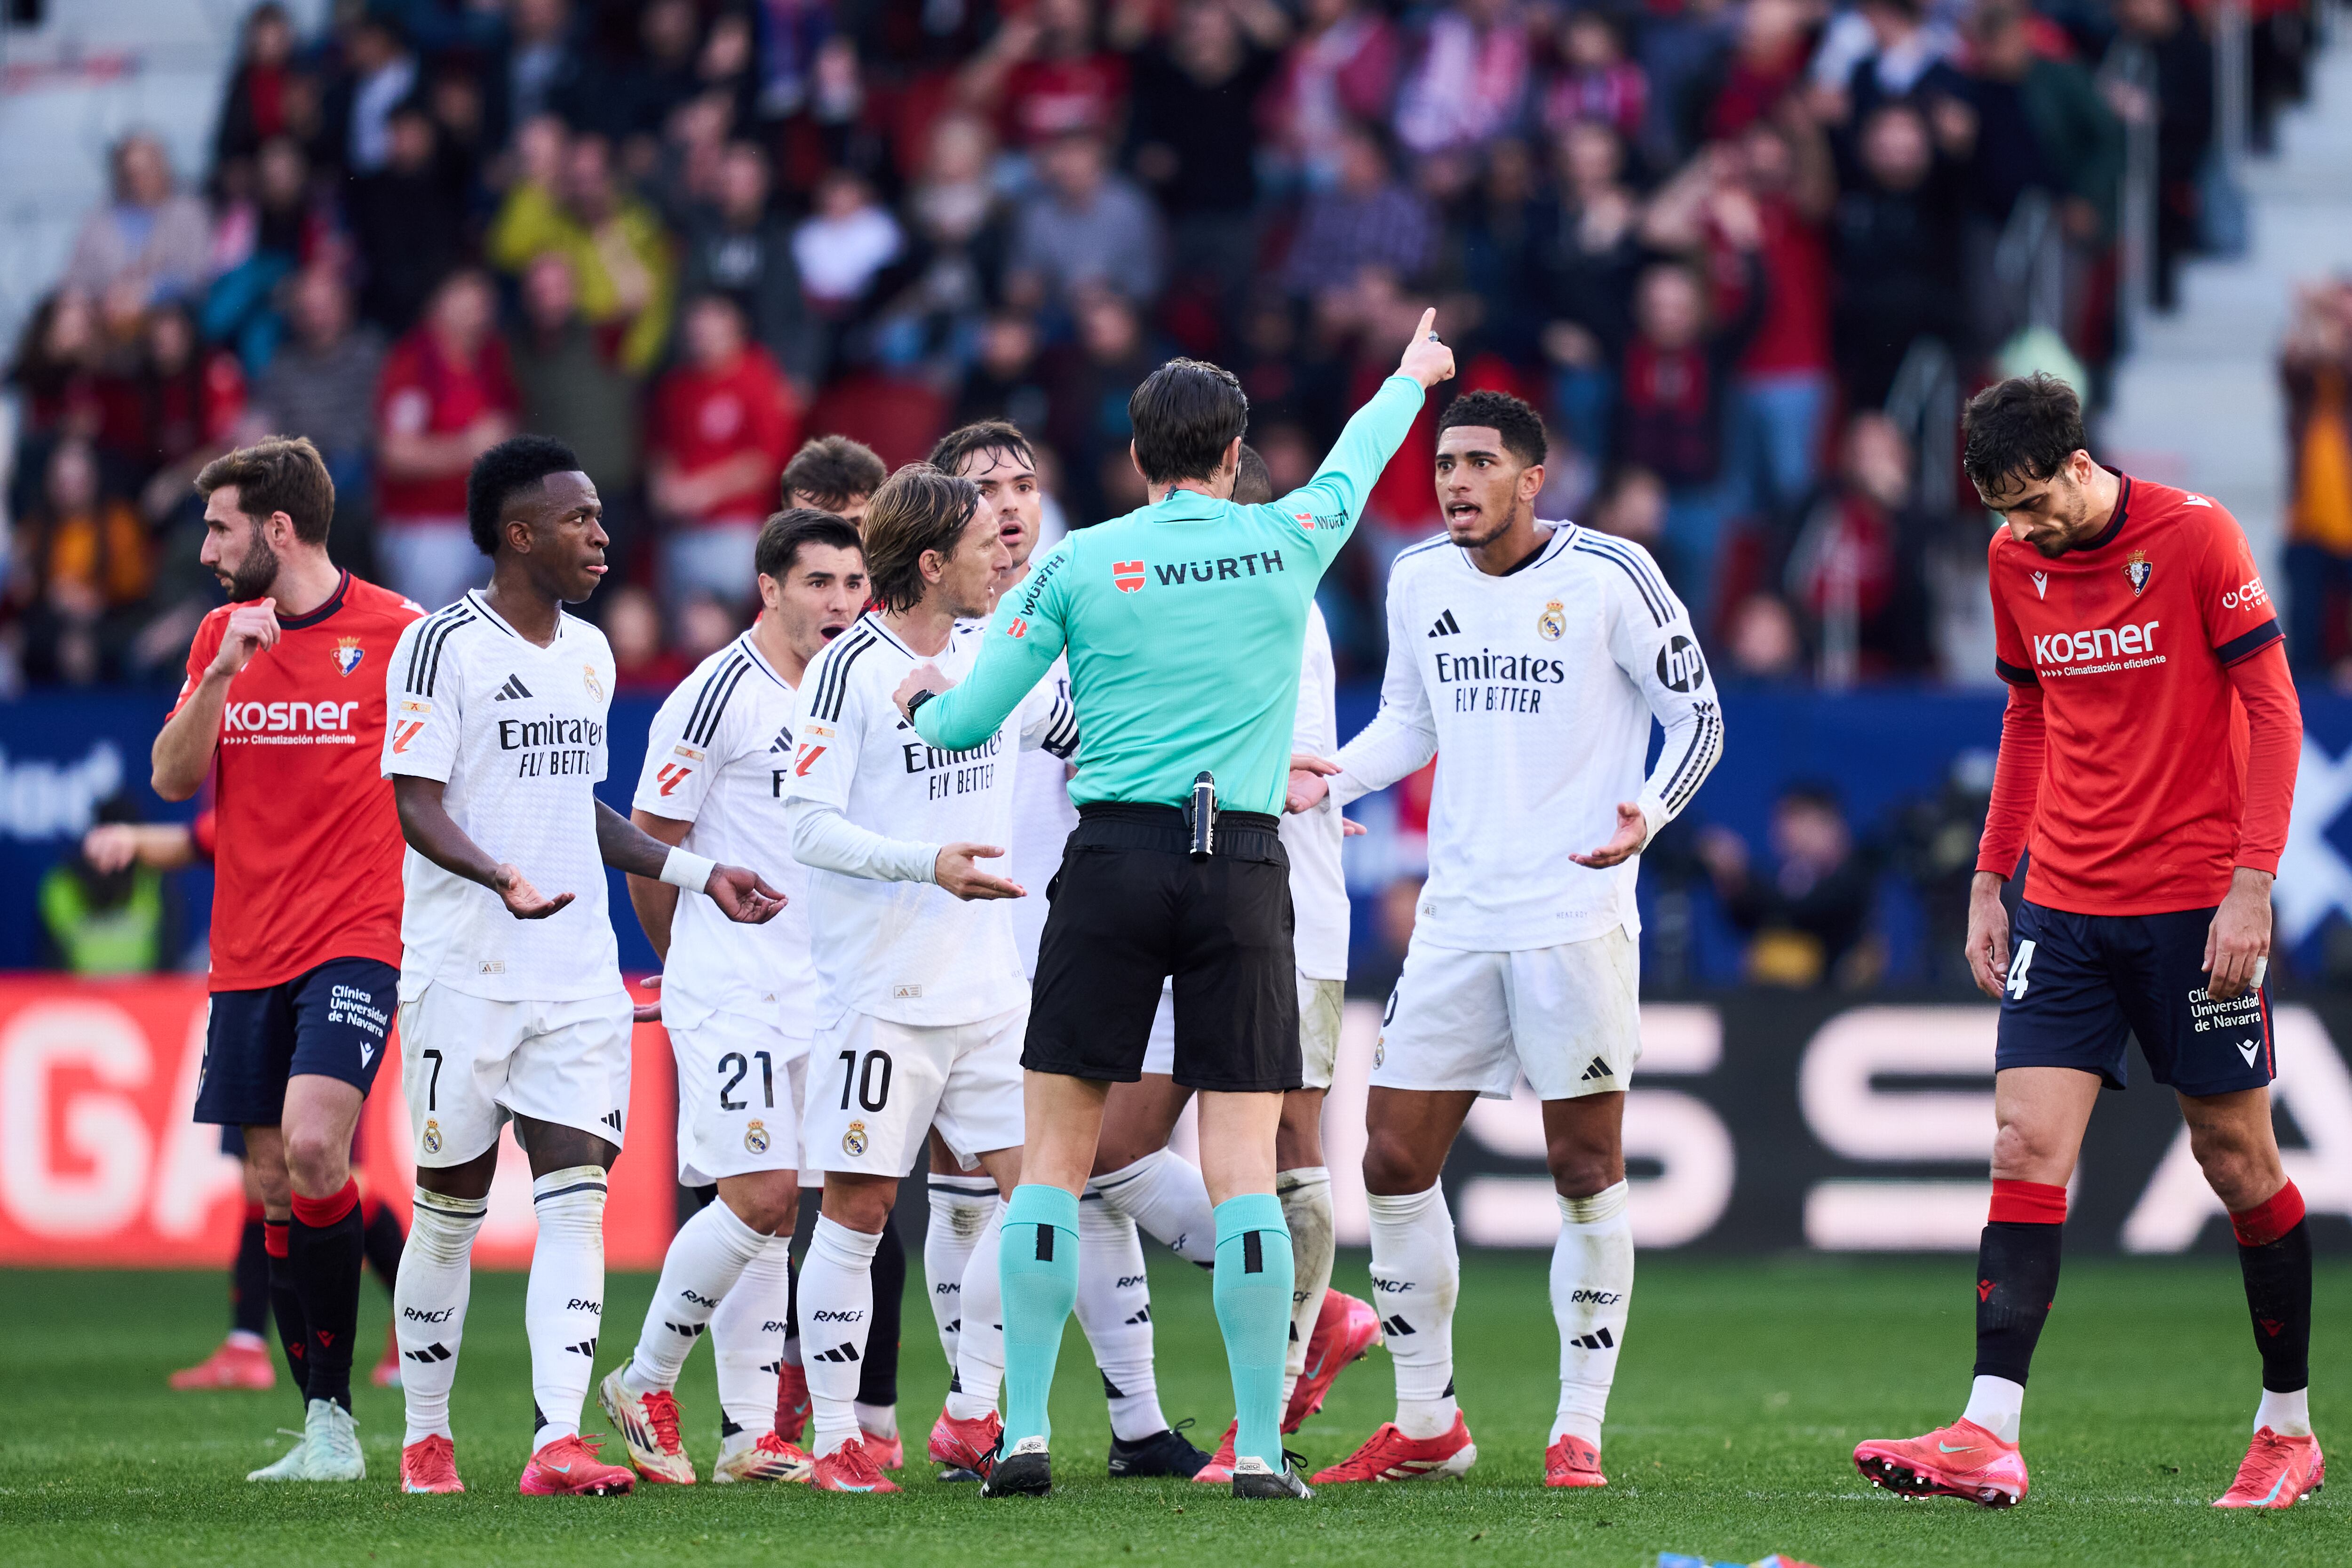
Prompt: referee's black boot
<box><xmin>1107</xmin><ymin>1420</ymin><xmax>1214</xmax><ymax>1479</ymax></box>
<box><xmin>1230</xmin><ymin>1453</ymin><xmax>1314</xmax><ymax>1500</ymax></box>
<box><xmin>981</xmin><ymin>1435</ymin><xmax>1053</xmax><ymax>1498</ymax></box>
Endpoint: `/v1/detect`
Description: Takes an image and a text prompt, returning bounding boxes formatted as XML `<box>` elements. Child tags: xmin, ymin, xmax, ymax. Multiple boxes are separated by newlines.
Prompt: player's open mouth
<box><xmin>1446</xmin><ymin>503</ymin><xmax>1481</xmax><ymax>521</ymax></box>
<box><xmin>819</xmin><ymin>623</ymin><xmax>848</xmax><ymax>640</ymax></box>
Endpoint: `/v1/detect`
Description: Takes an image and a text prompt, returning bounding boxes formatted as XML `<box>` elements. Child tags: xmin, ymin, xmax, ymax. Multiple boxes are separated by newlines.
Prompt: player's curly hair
<box><xmin>466</xmin><ymin>435</ymin><xmax>584</xmax><ymax>556</ymax></box>
<box><xmin>1962</xmin><ymin>373</ymin><xmax>2087</xmax><ymax>496</ymax></box>
<box><xmin>1437</xmin><ymin>390</ymin><xmax>1548</xmax><ymax>468</ymax></box>
<box><xmin>859</xmin><ymin>464</ymin><xmax>984</xmax><ymax>613</ymax></box>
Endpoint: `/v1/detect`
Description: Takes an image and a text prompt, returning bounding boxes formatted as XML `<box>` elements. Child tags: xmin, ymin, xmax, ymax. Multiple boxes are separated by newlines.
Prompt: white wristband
<box><xmin>659</xmin><ymin>847</ymin><xmax>717</xmax><ymax>893</ymax></box>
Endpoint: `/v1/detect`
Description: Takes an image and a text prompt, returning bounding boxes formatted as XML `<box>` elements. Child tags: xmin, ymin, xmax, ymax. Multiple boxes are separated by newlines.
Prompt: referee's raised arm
<box><xmin>932</xmin><ymin>309</ymin><xmax>1454</xmax><ymax>1504</ymax></box>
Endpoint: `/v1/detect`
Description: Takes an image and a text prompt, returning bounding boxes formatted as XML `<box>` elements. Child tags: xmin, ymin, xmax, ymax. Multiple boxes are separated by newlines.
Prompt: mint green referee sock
<box><xmin>999</xmin><ymin>1183</ymin><xmax>1081</xmax><ymax>1448</ymax></box>
<box><xmin>1213</xmin><ymin>1193</ymin><xmax>1294</xmax><ymax>1472</ymax></box>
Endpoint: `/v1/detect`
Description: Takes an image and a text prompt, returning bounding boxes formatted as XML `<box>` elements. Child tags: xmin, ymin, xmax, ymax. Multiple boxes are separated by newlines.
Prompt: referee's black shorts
<box><xmin>1025</xmin><ymin>802</ymin><xmax>1301</xmax><ymax>1093</ymax></box>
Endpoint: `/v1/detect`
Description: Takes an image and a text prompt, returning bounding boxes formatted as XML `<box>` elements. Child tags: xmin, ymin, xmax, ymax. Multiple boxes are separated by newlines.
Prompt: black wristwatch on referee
<box><xmin>906</xmin><ymin>686</ymin><xmax>937</xmax><ymax>717</ymax></box>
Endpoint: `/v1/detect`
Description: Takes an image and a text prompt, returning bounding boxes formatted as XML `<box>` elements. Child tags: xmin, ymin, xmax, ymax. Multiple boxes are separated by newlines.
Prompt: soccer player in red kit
<box><xmin>1852</xmin><ymin>376</ymin><xmax>2317</xmax><ymax>1510</ymax></box>
<box><xmin>152</xmin><ymin>436</ymin><xmax>422</xmax><ymax>1481</ymax></box>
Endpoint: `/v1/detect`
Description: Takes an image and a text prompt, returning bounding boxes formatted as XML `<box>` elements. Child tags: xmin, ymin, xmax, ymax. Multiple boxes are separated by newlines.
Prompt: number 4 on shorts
<box><xmin>2005</xmin><ymin>939</ymin><xmax>2036</xmax><ymax>1001</ymax></box>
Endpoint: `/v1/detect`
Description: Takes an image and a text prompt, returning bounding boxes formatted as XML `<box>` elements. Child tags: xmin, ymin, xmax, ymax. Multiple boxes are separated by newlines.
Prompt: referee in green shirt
<box><xmin>893</xmin><ymin>310</ymin><xmax>1455</xmax><ymax>1498</ymax></box>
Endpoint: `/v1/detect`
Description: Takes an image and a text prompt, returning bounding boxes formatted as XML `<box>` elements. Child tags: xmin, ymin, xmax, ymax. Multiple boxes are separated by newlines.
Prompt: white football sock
<box><xmin>1367</xmin><ymin>1183</ymin><xmax>1460</xmax><ymax>1439</ymax></box>
<box><xmin>855</xmin><ymin>1401</ymin><xmax>898</xmax><ymax>1439</ymax></box>
<box><xmin>800</xmin><ymin>1215</ymin><xmax>881</xmax><ymax>1456</ymax></box>
<box><xmin>2256</xmin><ymin>1386</ymin><xmax>2312</xmax><ymax>1438</ymax></box>
<box><xmin>1092</xmin><ymin>1149</ymin><xmax>1217</xmax><ymax>1266</ymax></box>
<box><xmin>524</xmin><ymin>1166</ymin><xmax>608</xmax><ymax>1448</ymax></box>
<box><xmin>1963</xmin><ymin>1375</ymin><xmax>2025</xmax><ymax>1444</ymax></box>
<box><xmin>945</xmin><ymin>1197</ymin><xmax>1008</xmax><ymax>1421</ymax></box>
<box><xmin>626</xmin><ymin>1197</ymin><xmax>767</xmax><ymax>1395</ymax></box>
<box><xmin>1550</xmin><ymin>1182</ymin><xmax>1633</xmax><ymax>1445</ymax></box>
<box><xmin>394</xmin><ymin>1186</ymin><xmax>485</xmax><ymax>1444</ymax></box>
<box><xmin>1074</xmin><ymin>1193</ymin><xmax>1168</xmax><ymax>1441</ymax></box>
<box><xmin>1278</xmin><ymin>1166</ymin><xmax>1336</xmax><ymax>1411</ymax></box>
<box><xmin>925</xmin><ymin>1174</ymin><xmax>997</xmax><ymax>1368</ymax></box>
<box><xmin>708</xmin><ymin>1230</ymin><xmax>793</xmax><ymax>1440</ymax></box>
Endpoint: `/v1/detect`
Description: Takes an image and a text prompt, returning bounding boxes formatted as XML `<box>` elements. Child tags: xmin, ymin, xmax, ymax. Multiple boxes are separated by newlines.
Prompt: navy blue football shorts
<box><xmin>194</xmin><ymin>956</ymin><xmax>398</xmax><ymax>1127</ymax></box>
<box><xmin>1994</xmin><ymin>901</ymin><xmax>2274</xmax><ymax>1098</ymax></box>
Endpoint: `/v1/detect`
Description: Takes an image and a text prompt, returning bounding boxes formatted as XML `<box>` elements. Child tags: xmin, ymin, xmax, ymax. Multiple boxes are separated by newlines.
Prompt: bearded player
<box><xmin>598</xmin><ymin>509</ymin><xmax>870</xmax><ymax>1486</ymax></box>
<box><xmin>152</xmin><ymin>436</ymin><xmax>422</xmax><ymax>1481</ymax></box>
<box><xmin>383</xmin><ymin>436</ymin><xmax>783</xmax><ymax>1496</ymax></box>
<box><xmin>1290</xmin><ymin>390</ymin><xmax>1724</xmax><ymax>1489</ymax></box>
<box><xmin>1851</xmin><ymin>375</ymin><xmax>2315</xmax><ymax>1510</ymax></box>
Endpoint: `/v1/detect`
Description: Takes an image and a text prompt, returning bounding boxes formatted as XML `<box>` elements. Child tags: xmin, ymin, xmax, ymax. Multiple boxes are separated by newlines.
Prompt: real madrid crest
<box><xmin>2123</xmin><ymin>549</ymin><xmax>2152</xmax><ymax>596</ymax></box>
<box><xmin>744</xmin><ymin>1119</ymin><xmax>771</xmax><ymax>1155</ymax></box>
<box><xmin>421</xmin><ymin>1118</ymin><xmax>443</xmax><ymax>1155</ymax></box>
<box><xmin>582</xmin><ymin>662</ymin><xmax>605</xmax><ymax>700</ymax></box>
<box><xmin>1537</xmin><ymin>599</ymin><xmax>1567</xmax><ymax>641</ymax></box>
<box><xmin>842</xmin><ymin>1119</ymin><xmax>868</xmax><ymax>1157</ymax></box>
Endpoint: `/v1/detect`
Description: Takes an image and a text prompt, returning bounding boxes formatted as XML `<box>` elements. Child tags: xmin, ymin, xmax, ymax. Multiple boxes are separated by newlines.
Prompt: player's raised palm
<box><xmin>493</xmin><ymin>863</ymin><xmax>574</xmax><ymax>920</ymax></box>
<box><xmin>706</xmin><ymin>864</ymin><xmax>787</xmax><ymax>924</ymax></box>
<box><xmin>207</xmin><ymin>602</ymin><xmax>281</xmax><ymax>677</ymax></box>
<box><xmin>1569</xmin><ymin>803</ymin><xmax>1649</xmax><ymax>869</ymax></box>
<box><xmin>936</xmin><ymin>843</ymin><xmax>1023</xmax><ymax>901</ymax></box>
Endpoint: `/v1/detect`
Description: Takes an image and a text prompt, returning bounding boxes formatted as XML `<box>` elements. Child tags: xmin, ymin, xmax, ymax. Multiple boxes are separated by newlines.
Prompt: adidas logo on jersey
<box><xmin>602</xmin><ymin>1109</ymin><xmax>622</xmax><ymax>1132</ymax></box>
<box><xmin>1579</xmin><ymin>1056</ymin><xmax>1614</xmax><ymax>1082</ymax></box>
<box><xmin>769</xmin><ymin>725</ymin><xmax>793</xmax><ymax>752</ymax></box>
<box><xmin>1427</xmin><ymin>609</ymin><xmax>1462</xmax><ymax>637</ymax></box>
<box><xmin>493</xmin><ymin>675</ymin><xmax>532</xmax><ymax>701</ymax></box>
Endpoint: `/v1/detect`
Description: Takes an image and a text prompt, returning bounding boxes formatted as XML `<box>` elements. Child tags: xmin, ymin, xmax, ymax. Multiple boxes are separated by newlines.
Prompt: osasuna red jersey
<box><xmin>171</xmin><ymin>573</ymin><xmax>423</xmax><ymax>988</ymax></box>
<box><xmin>1981</xmin><ymin>472</ymin><xmax>2287</xmax><ymax>914</ymax></box>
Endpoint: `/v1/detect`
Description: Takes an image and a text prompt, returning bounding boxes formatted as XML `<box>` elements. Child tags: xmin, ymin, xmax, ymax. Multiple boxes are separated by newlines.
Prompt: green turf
<box><xmin>0</xmin><ymin>1253</ymin><xmax>2340</xmax><ymax>1567</ymax></box>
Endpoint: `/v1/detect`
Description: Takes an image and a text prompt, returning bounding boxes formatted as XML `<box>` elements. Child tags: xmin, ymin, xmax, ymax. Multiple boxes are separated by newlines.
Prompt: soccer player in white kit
<box><xmin>780</xmin><ymin>464</ymin><xmax>1079</xmax><ymax>1493</ymax></box>
<box><xmin>381</xmin><ymin>437</ymin><xmax>784</xmax><ymax>1497</ymax></box>
<box><xmin>597</xmin><ymin>510</ymin><xmax>870</xmax><ymax>1487</ymax></box>
<box><xmin>1289</xmin><ymin>392</ymin><xmax>1725</xmax><ymax>1489</ymax></box>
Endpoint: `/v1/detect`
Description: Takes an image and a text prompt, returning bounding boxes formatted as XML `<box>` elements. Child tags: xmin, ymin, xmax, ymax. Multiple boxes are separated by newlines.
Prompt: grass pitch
<box><xmin>1</xmin><ymin>1252</ymin><xmax>2341</xmax><ymax>1568</ymax></box>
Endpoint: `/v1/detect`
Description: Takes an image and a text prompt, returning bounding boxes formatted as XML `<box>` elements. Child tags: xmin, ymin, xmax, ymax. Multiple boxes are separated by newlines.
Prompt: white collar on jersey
<box><xmin>733</xmin><ymin>631</ymin><xmax>793</xmax><ymax>690</ymax></box>
<box><xmin>463</xmin><ymin>588</ymin><xmax>569</xmax><ymax>647</ymax></box>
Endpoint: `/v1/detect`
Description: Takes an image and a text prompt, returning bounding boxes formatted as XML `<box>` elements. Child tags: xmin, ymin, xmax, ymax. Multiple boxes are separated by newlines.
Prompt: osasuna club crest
<box><xmin>2124</xmin><ymin>549</ymin><xmax>2153</xmax><ymax>596</ymax></box>
<box><xmin>332</xmin><ymin>637</ymin><xmax>365</xmax><ymax>675</ymax></box>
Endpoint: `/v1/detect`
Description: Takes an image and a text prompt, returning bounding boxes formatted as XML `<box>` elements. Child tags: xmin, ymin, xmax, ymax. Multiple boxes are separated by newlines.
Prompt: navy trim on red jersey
<box><xmin>2216</xmin><ymin>618</ymin><xmax>2285</xmax><ymax>666</ymax></box>
<box><xmin>1995</xmin><ymin>657</ymin><xmax>2040</xmax><ymax>685</ymax></box>
<box><xmin>2074</xmin><ymin>470</ymin><xmax>2133</xmax><ymax>553</ymax></box>
<box><xmin>275</xmin><ymin>572</ymin><xmax>352</xmax><ymax>631</ymax></box>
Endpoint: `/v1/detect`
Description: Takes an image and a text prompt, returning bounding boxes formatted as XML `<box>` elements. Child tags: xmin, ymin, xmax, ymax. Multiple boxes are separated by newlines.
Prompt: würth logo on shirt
<box><xmin>1112</xmin><ymin>560</ymin><xmax>1146</xmax><ymax>593</ymax></box>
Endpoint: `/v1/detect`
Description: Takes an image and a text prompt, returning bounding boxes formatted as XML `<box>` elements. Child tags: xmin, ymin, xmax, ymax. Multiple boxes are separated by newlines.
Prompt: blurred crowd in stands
<box><xmin>0</xmin><ymin>0</ymin><xmax>2330</xmax><ymax>700</ymax></box>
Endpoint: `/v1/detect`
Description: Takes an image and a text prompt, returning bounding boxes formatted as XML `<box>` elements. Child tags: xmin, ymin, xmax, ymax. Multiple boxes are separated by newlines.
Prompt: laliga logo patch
<box><xmin>842</xmin><ymin>1120</ymin><xmax>869</xmax><ymax>1157</ymax></box>
<box><xmin>1536</xmin><ymin>599</ymin><xmax>1567</xmax><ymax>641</ymax></box>
<box><xmin>332</xmin><ymin>636</ymin><xmax>365</xmax><ymax>676</ymax></box>
<box><xmin>744</xmin><ymin>1119</ymin><xmax>771</xmax><ymax>1155</ymax></box>
<box><xmin>2124</xmin><ymin>549</ymin><xmax>2153</xmax><ymax>597</ymax></box>
<box><xmin>582</xmin><ymin>663</ymin><xmax>604</xmax><ymax>700</ymax></box>
<box><xmin>1112</xmin><ymin>560</ymin><xmax>1146</xmax><ymax>594</ymax></box>
<box><xmin>421</xmin><ymin>1119</ymin><xmax>443</xmax><ymax>1155</ymax></box>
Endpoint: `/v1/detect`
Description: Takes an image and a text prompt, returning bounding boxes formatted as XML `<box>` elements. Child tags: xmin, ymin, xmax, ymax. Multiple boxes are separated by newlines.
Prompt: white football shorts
<box><xmin>1142</xmin><ymin>973</ymin><xmax>1339</xmax><ymax>1091</ymax></box>
<box><xmin>397</xmin><ymin>984</ymin><xmax>635</xmax><ymax>1167</ymax></box>
<box><xmin>1372</xmin><ymin>926</ymin><xmax>1641</xmax><ymax>1101</ymax></box>
<box><xmin>670</xmin><ymin>1011</ymin><xmax>810</xmax><ymax>1185</ymax></box>
<box><xmin>802</xmin><ymin>1005</ymin><xmax>1026</xmax><ymax>1177</ymax></box>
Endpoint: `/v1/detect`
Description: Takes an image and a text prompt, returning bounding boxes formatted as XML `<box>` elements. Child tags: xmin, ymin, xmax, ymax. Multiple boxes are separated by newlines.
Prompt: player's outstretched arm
<box><xmin>391</xmin><ymin>775</ymin><xmax>575</xmax><ymax>920</ymax></box>
<box><xmin>592</xmin><ymin>800</ymin><xmax>783</xmax><ymax>925</ymax></box>
<box><xmin>907</xmin><ymin>541</ymin><xmax>1072</xmax><ymax>751</ymax></box>
<box><xmin>623</xmin><ymin>808</ymin><xmax>692</xmax><ymax>962</ymax></box>
<box><xmin>153</xmin><ymin>602</ymin><xmax>282</xmax><ymax>800</ymax></box>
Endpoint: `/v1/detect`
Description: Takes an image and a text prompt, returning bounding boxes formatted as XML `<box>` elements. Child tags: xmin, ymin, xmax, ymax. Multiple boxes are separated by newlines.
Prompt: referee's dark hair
<box><xmin>196</xmin><ymin>435</ymin><xmax>336</xmax><ymax>544</ymax></box>
<box><xmin>755</xmin><ymin>507</ymin><xmax>864</xmax><ymax>583</ymax></box>
<box><xmin>859</xmin><ymin>464</ymin><xmax>983</xmax><ymax>613</ymax></box>
<box><xmin>1129</xmin><ymin>358</ymin><xmax>1248</xmax><ymax>486</ymax></box>
<box><xmin>929</xmin><ymin>418</ymin><xmax>1035</xmax><ymax>479</ymax></box>
<box><xmin>1438</xmin><ymin>389</ymin><xmax>1548</xmax><ymax>469</ymax></box>
<box><xmin>467</xmin><ymin>435</ymin><xmax>584</xmax><ymax>555</ymax></box>
<box><xmin>1962</xmin><ymin>373</ymin><xmax>2087</xmax><ymax>495</ymax></box>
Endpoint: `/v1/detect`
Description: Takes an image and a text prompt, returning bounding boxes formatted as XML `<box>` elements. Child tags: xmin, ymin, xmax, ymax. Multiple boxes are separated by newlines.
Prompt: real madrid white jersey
<box><xmin>632</xmin><ymin>631</ymin><xmax>817</xmax><ymax>1038</ymax></box>
<box><xmin>1286</xmin><ymin>602</ymin><xmax>1349</xmax><ymax>981</ymax></box>
<box><xmin>380</xmin><ymin>590</ymin><xmax>621</xmax><ymax>1003</ymax></box>
<box><xmin>1332</xmin><ymin>524</ymin><xmax>1724</xmax><ymax>952</ymax></box>
<box><xmin>781</xmin><ymin>612</ymin><xmax>1078</xmax><ymax>1027</ymax></box>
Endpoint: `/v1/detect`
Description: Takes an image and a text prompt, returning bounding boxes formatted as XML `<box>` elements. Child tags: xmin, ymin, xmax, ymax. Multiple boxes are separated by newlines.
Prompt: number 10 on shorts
<box><xmin>838</xmin><ymin>1049</ymin><xmax>893</xmax><ymax>1112</ymax></box>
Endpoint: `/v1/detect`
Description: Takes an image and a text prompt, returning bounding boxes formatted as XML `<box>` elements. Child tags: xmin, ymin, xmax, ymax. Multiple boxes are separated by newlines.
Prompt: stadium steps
<box><xmin>2104</xmin><ymin>25</ymin><xmax>2352</xmax><ymax>563</ymax></box>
